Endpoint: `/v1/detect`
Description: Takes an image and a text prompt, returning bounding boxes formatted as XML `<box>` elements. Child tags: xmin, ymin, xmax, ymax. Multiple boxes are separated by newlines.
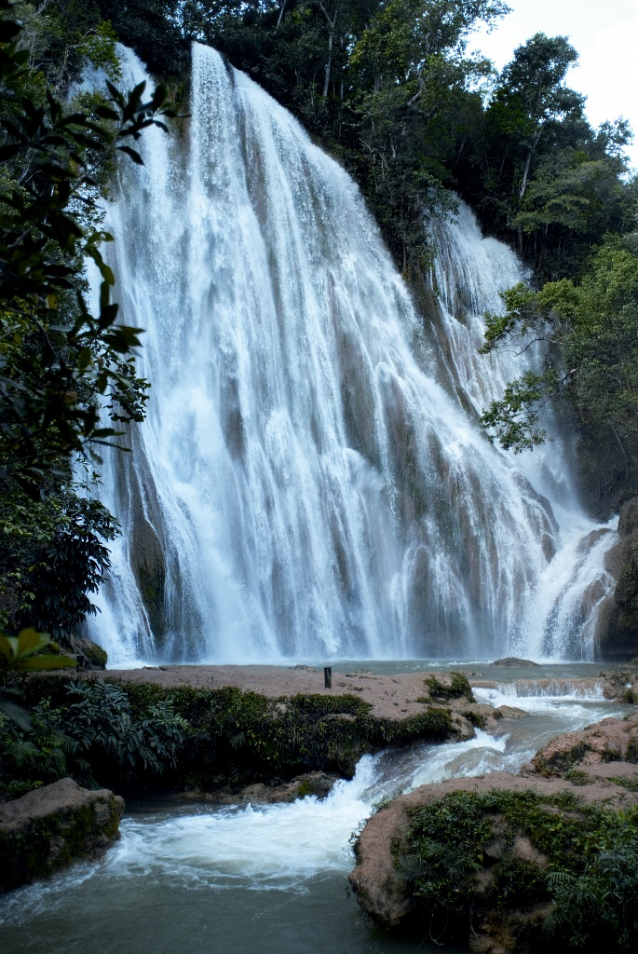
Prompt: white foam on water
<box><xmin>474</xmin><ymin>683</ymin><xmax>605</xmax><ymax>707</ymax></box>
<box><xmin>1</xmin><ymin>690</ymin><xmax>633</xmax><ymax>937</ymax></box>
<box><xmin>104</xmin><ymin>756</ymin><xmax>381</xmax><ymax>889</ymax></box>
<box><xmin>404</xmin><ymin>730</ymin><xmax>512</xmax><ymax>788</ymax></box>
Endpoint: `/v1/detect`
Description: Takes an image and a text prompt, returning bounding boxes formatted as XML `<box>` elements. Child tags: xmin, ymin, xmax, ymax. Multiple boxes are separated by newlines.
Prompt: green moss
<box><xmin>0</xmin><ymin>794</ymin><xmax>121</xmax><ymax>891</ymax></box>
<box><xmin>115</xmin><ymin>684</ymin><xmax>457</xmax><ymax>788</ymax></box>
<box><xmin>462</xmin><ymin>708</ymin><xmax>487</xmax><ymax>729</ymax></box>
<box><xmin>564</xmin><ymin>769</ymin><xmax>590</xmax><ymax>786</ymax></box>
<box><xmin>296</xmin><ymin>780</ymin><xmax>314</xmax><ymax>798</ymax></box>
<box><xmin>424</xmin><ymin>672</ymin><xmax>475</xmax><ymax>703</ymax></box>
<box><xmin>538</xmin><ymin>741</ymin><xmax>588</xmax><ymax>775</ymax></box>
<box><xmin>82</xmin><ymin>642</ymin><xmax>108</xmax><ymax>669</ymax></box>
<box><xmin>626</xmin><ymin>738</ymin><xmax>638</xmax><ymax>763</ymax></box>
<box><xmin>397</xmin><ymin>789</ymin><xmax>638</xmax><ymax>952</ymax></box>
<box><xmin>19</xmin><ymin>679</ymin><xmax>459</xmax><ymax>793</ymax></box>
<box><xmin>613</xmin><ymin>776</ymin><xmax>638</xmax><ymax>792</ymax></box>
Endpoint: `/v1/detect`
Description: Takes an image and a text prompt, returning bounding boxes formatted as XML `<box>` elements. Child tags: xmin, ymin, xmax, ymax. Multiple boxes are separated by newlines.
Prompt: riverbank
<box><xmin>350</xmin><ymin>708</ymin><xmax>638</xmax><ymax>953</ymax></box>
<box><xmin>22</xmin><ymin>666</ymin><xmax>496</xmax><ymax>794</ymax></box>
<box><xmin>1</xmin><ymin>666</ymin><xmax>494</xmax><ymax>890</ymax></box>
<box><xmin>47</xmin><ymin>662</ymin><xmax>494</xmax><ymax>719</ymax></box>
<box><xmin>3</xmin><ymin>663</ymin><xmax>637</xmax><ymax>914</ymax></box>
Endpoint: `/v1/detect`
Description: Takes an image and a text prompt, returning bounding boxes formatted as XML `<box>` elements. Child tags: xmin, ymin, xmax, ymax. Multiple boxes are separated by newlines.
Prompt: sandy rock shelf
<box><xmin>87</xmin><ymin>664</ymin><xmax>484</xmax><ymax>722</ymax></box>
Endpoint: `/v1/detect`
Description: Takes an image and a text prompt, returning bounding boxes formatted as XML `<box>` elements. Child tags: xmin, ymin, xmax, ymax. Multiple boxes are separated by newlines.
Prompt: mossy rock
<box><xmin>350</xmin><ymin>773</ymin><xmax>638</xmax><ymax>954</ymax></box>
<box><xmin>24</xmin><ymin>676</ymin><xmax>459</xmax><ymax>792</ymax></box>
<box><xmin>423</xmin><ymin>671</ymin><xmax>475</xmax><ymax>703</ymax></box>
<box><xmin>74</xmin><ymin>637</ymin><xmax>108</xmax><ymax>670</ymax></box>
<box><xmin>0</xmin><ymin>778</ymin><xmax>124</xmax><ymax>891</ymax></box>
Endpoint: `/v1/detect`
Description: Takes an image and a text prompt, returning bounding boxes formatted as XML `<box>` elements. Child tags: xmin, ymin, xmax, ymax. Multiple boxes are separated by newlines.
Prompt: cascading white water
<box><xmin>89</xmin><ymin>43</ymin><xmax>616</xmax><ymax>666</ymax></box>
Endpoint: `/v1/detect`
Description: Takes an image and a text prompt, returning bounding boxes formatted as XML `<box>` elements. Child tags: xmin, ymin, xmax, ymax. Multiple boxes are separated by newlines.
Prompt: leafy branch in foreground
<box><xmin>0</xmin><ymin>679</ymin><xmax>188</xmax><ymax>797</ymax></box>
<box><xmin>0</xmin><ymin>0</ymin><xmax>175</xmax><ymax>489</ymax></box>
<box><xmin>0</xmin><ymin>1</ymin><xmax>180</xmax><ymax>647</ymax></box>
<box><xmin>480</xmin><ymin>370</ymin><xmax>554</xmax><ymax>452</ymax></box>
<box><xmin>0</xmin><ymin>627</ymin><xmax>76</xmax><ymax>729</ymax></box>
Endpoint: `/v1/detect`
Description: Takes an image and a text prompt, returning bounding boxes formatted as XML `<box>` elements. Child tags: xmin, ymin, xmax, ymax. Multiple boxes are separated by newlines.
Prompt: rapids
<box><xmin>88</xmin><ymin>43</ymin><xmax>615</xmax><ymax>666</ymax></box>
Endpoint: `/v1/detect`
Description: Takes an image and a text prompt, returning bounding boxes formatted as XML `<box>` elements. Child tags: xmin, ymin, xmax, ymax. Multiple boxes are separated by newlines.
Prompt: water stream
<box><xmin>0</xmin><ymin>669</ymin><xmax>630</xmax><ymax>954</ymax></box>
<box><xmin>86</xmin><ymin>44</ymin><xmax>616</xmax><ymax>667</ymax></box>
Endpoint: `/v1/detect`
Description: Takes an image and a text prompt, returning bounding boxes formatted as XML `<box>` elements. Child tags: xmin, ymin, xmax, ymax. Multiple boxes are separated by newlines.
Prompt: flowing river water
<box><xmin>0</xmin><ymin>664</ymin><xmax>631</xmax><ymax>954</ymax></box>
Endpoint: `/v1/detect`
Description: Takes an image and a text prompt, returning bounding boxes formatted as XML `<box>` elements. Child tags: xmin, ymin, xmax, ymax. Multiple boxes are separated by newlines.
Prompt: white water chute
<box><xmin>89</xmin><ymin>43</ymin><xmax>615</xmax><ymax>665</ymax></box>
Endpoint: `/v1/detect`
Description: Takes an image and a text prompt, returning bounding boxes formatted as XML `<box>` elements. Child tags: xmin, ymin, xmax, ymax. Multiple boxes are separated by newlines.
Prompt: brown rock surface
<box><xmin>348</xmin><ymin>771</ymin><xmax>636</xmax><ymax>932</ymax></box>
<box><xmin>45</xmin><ymin>665</ymin><xmax>485</xmax><ymax>723</ymax></box>
<box><xmin>181</xmin><ymin>771</ymin><xmax>338</xmax><ymax>805</ymax></box>
<box><xmin>493</xmin><ymin>705</ymin><xmax>528</xmax><ymax>720</ymax></box>
<box><xmin>531</xmin><ymin>709</ymin><xmax>638</xmax><ymax>776</ymax></box>
<box><xmin>0</xmin><ymin>777</ymin><xmax>124</xmax><ymax>891</ymax></box>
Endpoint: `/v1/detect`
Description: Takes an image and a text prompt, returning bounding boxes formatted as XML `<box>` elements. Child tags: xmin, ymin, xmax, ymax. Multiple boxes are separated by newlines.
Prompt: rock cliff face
<box><xmin>0</xmin><ymin>778</ymin><xmax>124</xmax><ymax>892</ymax></box>
<box><xmin>597</xmin><ymin>498</ymin><xmax>638</xmax><ymax>658</ymax></box>
<box><xmin>349</xmin><ymin>712</ymin><xmax>638</xmax><ymax>954</ymax></box>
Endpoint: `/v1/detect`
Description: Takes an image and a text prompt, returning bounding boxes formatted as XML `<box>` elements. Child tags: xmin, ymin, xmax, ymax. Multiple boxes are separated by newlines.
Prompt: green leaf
<box><xmin>0</xmin><ymin>633</ymin><xmax>18</xmax><ymax>662</ymax></box>
<box><xmin>0</xmin><ymin>696</ymin><xmax>32</xmax><ymax>731</ymax></box>
<box><xmin>15</xmin><ymin>628</ymin><xmax>51</xmax><ymax>659</ymax></box>
<box><xmin>117</xmin><ymin>144</ymin><xmax>144</xmax><ymax>165</ymax></box>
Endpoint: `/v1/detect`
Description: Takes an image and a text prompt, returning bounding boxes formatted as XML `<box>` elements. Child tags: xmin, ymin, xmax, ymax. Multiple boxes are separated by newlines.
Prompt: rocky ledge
<box><xmin>60</xmin><ymin>663</ymin><xmax>491</xmax><ymax>725</ymax></box>
<box><xmin>527</xmin><ymin>708</ymin><xmax>638</xmax><ymax>778</ymax></box>
<box><xmin>30</xmin><ymin>667</ymin><xmax>499</xmax><ymax>791</ymax></box>
<box><xmin>0</xmin><ymin>778</ymin><xmax>124</xmax><ymax>892</ymax></box>
<box><xmin>349</xmin><ymin>711</ymin><xmax>638</xmax><ymax>954</ymax></box>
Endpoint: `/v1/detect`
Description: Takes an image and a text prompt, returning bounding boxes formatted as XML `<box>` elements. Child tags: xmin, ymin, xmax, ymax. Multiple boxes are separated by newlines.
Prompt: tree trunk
<box><xmin>323</xmin><ymin>31</ymin><xmax>333</xmax><ymax>98</ymax></box>
<box><xmin>519</xmin><ymin>148</ymin><xmax>533</xmax><ymax>202</ymax></box>
<box><xmin>275</xmin><ymin>0</ymin><xmax>287</xmax><ymax>30</ymax></box>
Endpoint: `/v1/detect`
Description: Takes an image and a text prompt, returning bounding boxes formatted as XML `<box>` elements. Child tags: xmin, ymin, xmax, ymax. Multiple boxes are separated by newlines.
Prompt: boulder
<box><xmin>492</xmin><ymin>705</ymin><xmax>528</xmax><ymax>720</ymax></box>
<box><xmin>530</xmin><ymin>709</ymin><xmax>638</xmax><ymax>776</ymax></box>
<box><xmin>0</xmin><ymin>778</ymin><xmax>124</xmax><ymax>891</ymax></box>
<box><xmin>69</xmin><ymin>636</ymin><xmax>108</xmax><ymax>670</ymax></box>
<box><xmin>491</xmin><ymin>658</ymin><xmax>540</xmax><ymax>668</ymax></box>
<box><xmin>349</xmin><ymin>771</ymin><xmax>638</xmax><ymax>953</ymax></box>
<box><xmin>182</xmin><ymin>771</ymin><xmax>338</xmax><ymax>805</ymax></box>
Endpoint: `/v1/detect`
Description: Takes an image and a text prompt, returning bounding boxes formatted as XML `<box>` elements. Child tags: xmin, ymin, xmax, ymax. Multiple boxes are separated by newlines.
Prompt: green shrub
<box><xmin>62</xmin><ymin>680</ymin><xmax>188</xmax><ymax>780</ymax></box>
<box><xmin>424</xmin><ymin>672</ymin><xmax>475</xmax><ymax>702</ymax></box>
<box><xmin>400</xmin><ymin>789</ymin><xmax>638</xmax><ymax>952</ymax></box>
<box><xmin>0</xmin><ymin>680</ymin><xmax>188</xmax><ymax>797</ymax></box>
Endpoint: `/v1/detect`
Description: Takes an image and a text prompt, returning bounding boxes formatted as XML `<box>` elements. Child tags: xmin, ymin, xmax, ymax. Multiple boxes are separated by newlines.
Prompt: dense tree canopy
<box><xmin>480</xmin><ymin>237</ymin><xmax>638</xmax><ymax>508</ymax></box>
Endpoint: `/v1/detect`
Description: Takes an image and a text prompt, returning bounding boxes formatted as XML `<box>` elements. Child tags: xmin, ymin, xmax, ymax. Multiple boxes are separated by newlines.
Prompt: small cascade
<box><xmin>473</xmin><ymin>678</ymin><xmax>606</xmax><ymax>704</ymax></box>
<box><xmin>425</xmin><ymin>205</ymin><xmax>619</xmax><ymax>659</ymax></box>
<box><xmin>428</xmin><ymin>201</ymin><xmax>529</xmax><ymax>415</ymax></box>
<box><xmin>88</xmin><ymin>44</ymin><xmax>616</xmax><ymax>665</ymax></box>
<box><xmin>513</xmin><ymin>678</ymin><xmax>605</xmax><ymax>699</ymax></box>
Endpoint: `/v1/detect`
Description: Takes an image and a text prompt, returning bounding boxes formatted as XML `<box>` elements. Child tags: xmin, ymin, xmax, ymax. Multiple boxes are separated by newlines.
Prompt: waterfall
<box><xmin>88</xmin><ymin>43</ymin><xmax>616</xmax><ymax>666</ymax></box>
